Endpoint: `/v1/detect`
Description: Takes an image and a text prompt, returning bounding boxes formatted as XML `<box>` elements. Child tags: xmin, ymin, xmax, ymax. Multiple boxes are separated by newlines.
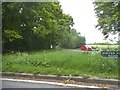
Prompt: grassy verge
<box><xmin>2</xmin><ymin>50</ymin><xmax>118</xmax><ymax>79</ymax></box>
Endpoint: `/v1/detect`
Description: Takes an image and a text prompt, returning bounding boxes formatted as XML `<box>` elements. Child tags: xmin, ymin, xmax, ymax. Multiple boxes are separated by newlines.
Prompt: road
<box><xmin>2</xmin><ymin>80</ymin><xmax>67</xmax><ymax>88</ymax></box>
<box><xmin>1</xmin><ymin>78</ymin><xmax>105</xmax><ymax>90</ymax></box>
<box><xmin>71</xmin><ymin>49</ymin><xmax>94</xmax><ymax>52</ymax></box>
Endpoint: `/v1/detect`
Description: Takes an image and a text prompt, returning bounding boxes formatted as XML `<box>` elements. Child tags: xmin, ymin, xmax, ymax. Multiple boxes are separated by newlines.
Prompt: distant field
<box><xmin>87</xmin><ymin>45</ymin><xmax>119</xmax><ymax>51</ymax></box>
<box><xmin>2</xmin><ymin>50</ymin><xmax>118</xmax><ymax>79</ymax></box>
<box><xmin>88</xmin><ymin>45</ymin><xmax>119</xmax><ymax>47</ymax></box>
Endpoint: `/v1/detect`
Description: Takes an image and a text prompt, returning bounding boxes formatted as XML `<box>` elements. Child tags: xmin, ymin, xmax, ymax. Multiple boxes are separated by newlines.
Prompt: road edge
<box><xmin>1</xmin><ymin>72</ymin><xmax>120</xmax><ymax>86</ymax></box>
<box><xmin>2</xmin><ymin>78</ymin><xmax>100</xmax><ymax>88</ymax></box>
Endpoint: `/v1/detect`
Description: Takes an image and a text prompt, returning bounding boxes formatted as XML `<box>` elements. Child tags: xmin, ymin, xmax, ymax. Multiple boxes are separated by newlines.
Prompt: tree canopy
<box><xmin>62</xmin><ymin>28</ymin><xmax>86</xmax><ymax>49</ymax></box>
<box><xmin>93</xmin><ymin>1</ymin><xmax>119</xmax><ymax>39</ymax></box>
<box><xmin>2</xmin><ymin>2</ymin><xmax>85</xmax><ymax>51</ymax></box>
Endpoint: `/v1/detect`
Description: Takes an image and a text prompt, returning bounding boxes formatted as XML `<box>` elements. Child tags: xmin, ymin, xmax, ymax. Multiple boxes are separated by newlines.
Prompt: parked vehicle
<box><xmin>80</xmin><ymin>45</ymin><xmax>92</xmax><ymax>51</ymax></box>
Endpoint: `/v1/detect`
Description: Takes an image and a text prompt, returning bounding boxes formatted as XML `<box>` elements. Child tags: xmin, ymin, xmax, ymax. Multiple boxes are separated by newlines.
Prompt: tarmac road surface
<box><xmin>1</xmin><ymin>78</ymin><xmax>106</xmax><ymax>90</ymax></box>
<box><xmin>2</xmin><ymin>80</ymin><xmax>67</xmax><ymax>88</ymax></box>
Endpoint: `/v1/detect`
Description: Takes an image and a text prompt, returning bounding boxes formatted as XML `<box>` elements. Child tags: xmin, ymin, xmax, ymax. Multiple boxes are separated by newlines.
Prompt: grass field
<box><xmin>87</xmin><ymin>45</ymin><xmax>119</xmax><ymax>51</ymax></box>
<box><xmin>2</xmin><ymin>50</ymin><xmax>119</xmax><ymax>79</ymax></box>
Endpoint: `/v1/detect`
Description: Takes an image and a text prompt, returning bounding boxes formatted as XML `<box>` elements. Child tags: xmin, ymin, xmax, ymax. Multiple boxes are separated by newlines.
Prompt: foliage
<box><xmin>2</xmin><ymin>2</ymin><xmax>83</xmax><ymax>51</ymax></box>
<box><xmin>62</xmin><ymin>28</ymin><xmax>86</xmax><ymax>49</ymax></box>
<box><xmin>93</xmin><ymin>1</ymin><xmax>120</xmax><ymax>38</ymax></box>
<box><xmin>2</xmin><ymin>50</ymin><xmax>118</xmax><ymax>79</ymax></box>
<box><xmin>3</xmin><ymin>30</ymin><xmax>23</xmax><ymax>42</ymax></box>
<box><xmin>91</xmin><ymin>42</ymin><xmax>112</xmax><ymax>45</ymax></box>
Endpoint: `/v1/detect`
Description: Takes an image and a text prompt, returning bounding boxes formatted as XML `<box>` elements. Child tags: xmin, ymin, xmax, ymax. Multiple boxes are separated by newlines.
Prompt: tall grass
<box><xmin>2</xmin><ymin>50</ymin><xmax>118</xmax><ymax>79</ymax></box>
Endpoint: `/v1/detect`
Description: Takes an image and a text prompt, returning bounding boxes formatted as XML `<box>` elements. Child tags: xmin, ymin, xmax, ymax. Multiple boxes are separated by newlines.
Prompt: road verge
<box><xmin>1</xmin><ymin>72</ymin><xmax>119</xmax><ymax>86</ymax></box>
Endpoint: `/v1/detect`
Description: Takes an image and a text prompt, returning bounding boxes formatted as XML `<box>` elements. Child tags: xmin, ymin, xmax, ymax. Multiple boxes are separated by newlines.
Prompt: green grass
<box><xmin>2</xmin><ymin>50</ymin><xmax>119</xmax><ymax>79</ymax></box>
<box><xmin>88</xmin><ymin>45</ymin><xmax>119</xmax><ymax>51</ymax></box>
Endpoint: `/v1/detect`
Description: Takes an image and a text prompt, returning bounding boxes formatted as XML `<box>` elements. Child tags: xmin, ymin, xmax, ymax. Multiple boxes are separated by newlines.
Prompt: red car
<box><xmin>80</xmin><ymin>45</ymin><xmax>92</xmax><ymax>51</ymax></box>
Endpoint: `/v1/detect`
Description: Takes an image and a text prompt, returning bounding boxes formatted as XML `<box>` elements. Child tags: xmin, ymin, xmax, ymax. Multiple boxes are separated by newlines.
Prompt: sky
<box><xmin>59</xmin><ymin>0</ymin><xmax>106</xmax><ymax>44</ymax></box>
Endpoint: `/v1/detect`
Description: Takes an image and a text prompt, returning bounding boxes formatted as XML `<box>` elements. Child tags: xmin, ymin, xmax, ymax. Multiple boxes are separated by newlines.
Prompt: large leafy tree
<box><xmin>93</xmin><ymin>1</ymin><xmax>119</xmax><ymax>39</ymax></box>
<box><xmin>2</xmin><ymin>2</ymin><xmax>74</xmax><ymax>51</ymax></box>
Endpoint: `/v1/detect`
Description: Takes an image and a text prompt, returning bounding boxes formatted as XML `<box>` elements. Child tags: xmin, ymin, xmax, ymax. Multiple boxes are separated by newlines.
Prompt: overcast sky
<box><xmin>59</xmin><ymin>0</ymin><xmax>106</xmax><ymax>44</ymax></box>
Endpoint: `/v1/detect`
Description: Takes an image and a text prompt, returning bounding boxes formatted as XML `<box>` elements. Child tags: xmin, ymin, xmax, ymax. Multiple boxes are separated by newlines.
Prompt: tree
<box><xmin>93</xmin><ymin>1</ymin><xmax>119</xmax><ymax>38</ymax></box>
<box><xmin>2</xmin><ymin>2</ymin><xmax>74</xmax><ymax>51</ymax></box>
<box><xmin>62</xmin><ymin>28</ymin><xmax>86</xmax><ymax>49</ymax></box>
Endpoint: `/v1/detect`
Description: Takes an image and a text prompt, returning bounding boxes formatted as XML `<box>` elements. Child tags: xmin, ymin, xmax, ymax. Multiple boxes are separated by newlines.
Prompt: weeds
<box><xmin>2</xmin><ymin>50</ymin><xmax>118</xmax><ymax>79</ymax></box>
